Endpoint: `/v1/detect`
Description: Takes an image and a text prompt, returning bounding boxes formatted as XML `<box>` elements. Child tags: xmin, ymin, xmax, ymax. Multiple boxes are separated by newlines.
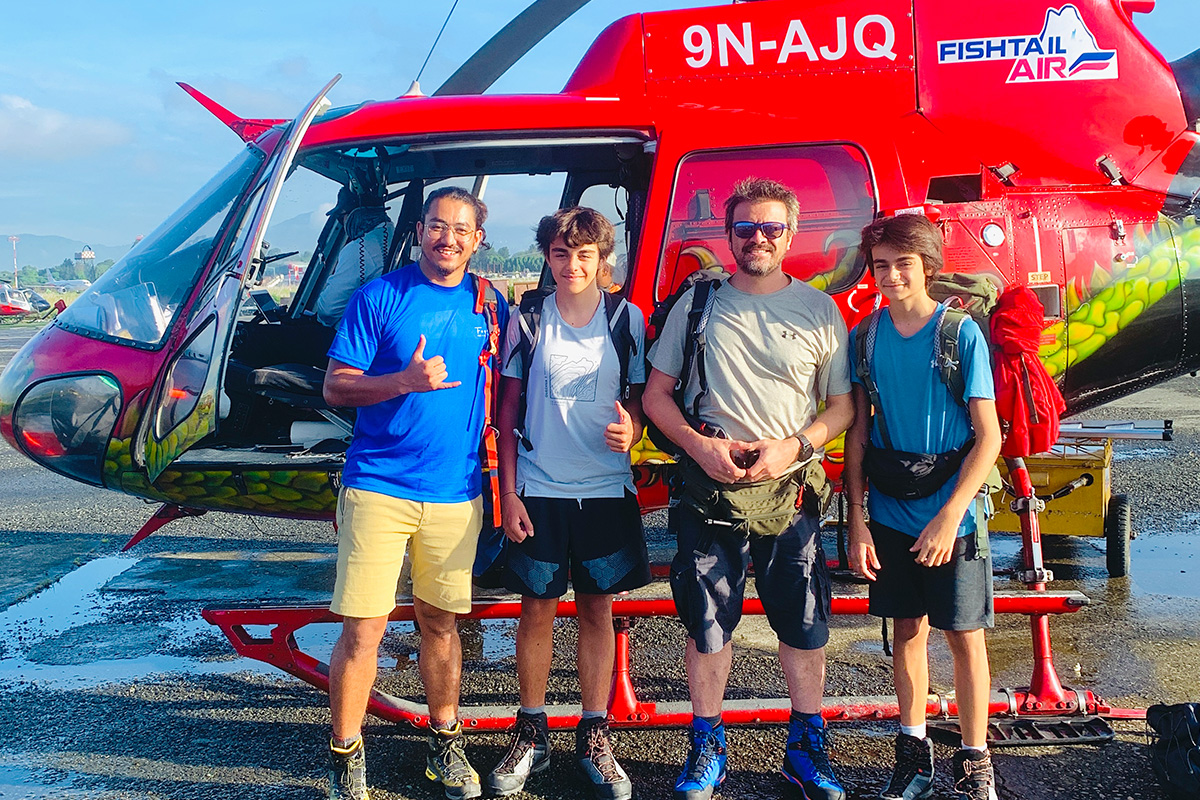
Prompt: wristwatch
<box><xmin>793</xmin><ymin>433</ymin><xmax>814</xmax><ymax>463</ymax></box>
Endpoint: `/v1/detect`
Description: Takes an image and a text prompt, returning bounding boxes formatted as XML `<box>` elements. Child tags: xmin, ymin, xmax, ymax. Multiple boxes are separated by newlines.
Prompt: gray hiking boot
<box><xmin>486</xmin><ymin>711</ymin><xmax>551</xmax><ymax>796</ymax></box>
<box><xmin>329</xmin><ymin>737</ymin><xmax>371</xmax><ymax>800</ymax></box>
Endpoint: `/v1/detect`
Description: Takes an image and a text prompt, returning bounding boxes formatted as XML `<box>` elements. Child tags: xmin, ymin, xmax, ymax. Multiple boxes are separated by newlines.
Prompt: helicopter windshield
<box><xmin>57</xmin><ymin>147</ymin><xmax>266</xmax><ymax>348</ymax></box>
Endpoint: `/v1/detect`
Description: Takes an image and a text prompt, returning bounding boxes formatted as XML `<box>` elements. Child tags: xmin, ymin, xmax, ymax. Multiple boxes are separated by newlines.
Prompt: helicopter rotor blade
<box><xmin>433</xmin><ymin>0</ymin><xmax>593</xmax><ymax>97</ymax></box>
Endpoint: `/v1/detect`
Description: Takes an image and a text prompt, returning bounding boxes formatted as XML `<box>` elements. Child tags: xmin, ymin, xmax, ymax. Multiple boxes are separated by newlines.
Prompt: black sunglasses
<box><xmin>732</xmin><ymin>221</ymin><xmax>789</xmax><ymax>240</ymax></box>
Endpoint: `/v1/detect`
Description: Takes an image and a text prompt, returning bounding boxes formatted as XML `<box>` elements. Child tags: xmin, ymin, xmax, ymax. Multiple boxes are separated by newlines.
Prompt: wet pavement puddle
<box><xmin>0</xmin><ymin>761</ymin><xmax>97</xmax><ymax>799</ymax></box>
<box><xmin>0</xmin><ymin>553</ymin><xmax>518</xmax><ymax>692</ymax></box>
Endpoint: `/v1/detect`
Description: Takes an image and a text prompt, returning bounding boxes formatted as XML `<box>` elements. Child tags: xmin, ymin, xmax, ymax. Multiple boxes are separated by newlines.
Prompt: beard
<box><xmin>734</xmin><ymin>243</ymin><xmax>783</xmax><ymax>277</ymax></box>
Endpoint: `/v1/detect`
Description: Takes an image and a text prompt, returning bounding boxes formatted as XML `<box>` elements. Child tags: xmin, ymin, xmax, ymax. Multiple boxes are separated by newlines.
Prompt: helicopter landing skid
<box><xmin>202</xmin><ymin>590</ymin><xmax>1119</xmax><ymax>732</ymax></box>
<box><xmin>122</xmin><ymin>503</ymin><xmax>209</xmax><ymax>551</ymax></box>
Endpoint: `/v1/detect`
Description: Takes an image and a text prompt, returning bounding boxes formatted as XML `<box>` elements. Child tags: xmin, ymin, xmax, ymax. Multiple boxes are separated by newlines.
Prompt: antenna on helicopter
<box><xmin>405</xmin><ymin>0</ymin><xmax>461</xmax><ymax>99</ymax></box>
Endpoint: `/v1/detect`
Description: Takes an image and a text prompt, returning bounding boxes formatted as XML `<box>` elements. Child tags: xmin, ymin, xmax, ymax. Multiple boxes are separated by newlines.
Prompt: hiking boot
<box><xmin>486</xmin><ymin>711</ymin><xmax>551</xmax><ymax>796</ymax></box>
<box><xmin>575</xmin><ymin>717</ymin><xmax>632</xmax><ymax>800</ymax></box>
<box><xmin>952</xmin><ymin>748</ymin><xmax>998</xmax><ymax>800</ymax></box>
<box><xmin>328</xmin><ymin>737</ymin><xmax>371</xmax><ymax>800</ymax></box>
<box><xmin>781</xmin><ymin>715</ymin><xmax>846</xmax><ymax>800</ymax></box>
<box><xmin>426</xmin><ymin>723</ymin><xmax>482</xmax><ymax>800</ymax></box>
<box><xmin>879</xmin><ymin>734</ymin><xmax>934</xmax><ymax>799</ymax></box>
<box><xmin>674</xmin><ymin>717</ymin><xmax>727</xmax><ymax>800</ymax></box>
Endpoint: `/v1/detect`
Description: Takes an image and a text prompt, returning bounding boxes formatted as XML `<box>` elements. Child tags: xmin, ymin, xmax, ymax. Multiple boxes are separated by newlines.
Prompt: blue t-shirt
<box><xmin>328</xmin><ymin>264</ymin><xmax>509</xmax><ymax>503</ymax></box>
<box><xmin>849</xmin><ymin>304</ymin><xmax>994</xmax><ymax>538</ymax></box>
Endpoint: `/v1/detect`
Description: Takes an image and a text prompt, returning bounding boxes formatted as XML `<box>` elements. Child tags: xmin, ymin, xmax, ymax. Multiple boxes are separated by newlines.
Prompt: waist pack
<box><xmin>864</xmin><ymin>438</ymin><xmax>975</xmax><ymax>501</ymax></box>
<box><xmin>677</xmin><ymin>456</ymin><xmax>828</xmax><ymax>538</ymax></box>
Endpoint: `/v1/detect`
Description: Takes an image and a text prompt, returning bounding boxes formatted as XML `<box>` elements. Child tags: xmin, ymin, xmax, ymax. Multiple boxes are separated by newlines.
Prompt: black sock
<box><xmin>698</xmin><ymin>713</ymin><xmax>723</xmax><ymax>729</ymax></box>
<box><xmin>790</xmin><ymin>710</ymin><xmax>823</xmax><ymax>726</ymax></box>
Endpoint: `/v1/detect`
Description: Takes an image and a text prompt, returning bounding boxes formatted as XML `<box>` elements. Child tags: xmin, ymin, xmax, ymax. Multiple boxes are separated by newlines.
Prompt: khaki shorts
<box><xmin>331</xmin><ymin>487</ymin><xmax>483</xmax><ymax>618</ymax></box>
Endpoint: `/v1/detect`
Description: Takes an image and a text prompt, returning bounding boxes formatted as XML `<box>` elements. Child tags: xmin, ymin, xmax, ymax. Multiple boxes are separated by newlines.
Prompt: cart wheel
<box><xmin>1105</xmin><ymin>494</ymin><xmax>1132</xmax><ymax>578</ymax></box>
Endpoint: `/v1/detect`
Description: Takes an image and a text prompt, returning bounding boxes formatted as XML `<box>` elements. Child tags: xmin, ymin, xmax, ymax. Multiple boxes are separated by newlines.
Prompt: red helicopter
<box><xmin>0</xmin><ymin>0</ymin><xmax>1197</xmax><ymax>735</ymax></box>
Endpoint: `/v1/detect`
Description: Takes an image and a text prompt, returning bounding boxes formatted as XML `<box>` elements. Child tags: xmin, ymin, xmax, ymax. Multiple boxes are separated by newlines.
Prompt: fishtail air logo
<box><xmin>936</xmin><ymin>5</ymin><xmax>1117</xmax><ymax>83</ymax></box>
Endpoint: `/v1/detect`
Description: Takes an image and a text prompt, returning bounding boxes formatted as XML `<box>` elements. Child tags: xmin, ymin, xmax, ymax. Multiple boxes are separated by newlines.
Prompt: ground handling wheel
<box><xmin>1105</xmin><ymin>493</ymin><xmax>1132</xmax><ymax>578</ymax></box>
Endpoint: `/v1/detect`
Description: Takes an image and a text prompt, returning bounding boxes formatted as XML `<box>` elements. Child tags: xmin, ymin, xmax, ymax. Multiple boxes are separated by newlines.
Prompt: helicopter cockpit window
<box><xmin>657</xmin><ymin>145</ymin><xmax>876</xmax><ymax>300</ymax></box>
<box><xmin>207</xmin><ymin>134</ymin><xmax>653</xmax><ymax>455</ymax></box>
<box><xmin>56</xmin><ymin>148</ymin><xmax>265</xmax><ymax>348</ymax></box>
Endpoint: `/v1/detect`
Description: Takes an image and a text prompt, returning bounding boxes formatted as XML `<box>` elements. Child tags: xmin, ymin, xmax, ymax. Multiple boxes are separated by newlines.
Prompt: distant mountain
<box><xmin>0</xmin><ymin>234</ymin><xmax>130</xmax><ymax>270</ymax></box>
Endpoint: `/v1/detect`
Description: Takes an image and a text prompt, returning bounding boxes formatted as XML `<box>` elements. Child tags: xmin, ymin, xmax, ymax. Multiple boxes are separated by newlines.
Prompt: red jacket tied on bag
<box><xmin>989</xmin><ymin>287</ymin><xmax>1066</xmax><ymax>457</ymax></box>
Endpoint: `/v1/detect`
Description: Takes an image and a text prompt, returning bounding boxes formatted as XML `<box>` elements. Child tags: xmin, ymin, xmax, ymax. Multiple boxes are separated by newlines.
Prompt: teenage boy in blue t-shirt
<box><xmin>486</xmin><ymin>207</ymin><xmax>650</xmax><ymax>800</ymax></box>
<box><xmin>322</xmin><ymin>186</ymin><xmax>509</xmax><ymax>800</ymax></box>
<box><xmin>844</xmin><ymin>214</ymin><xmax>1003</xmax><ymax>800</ymax></box>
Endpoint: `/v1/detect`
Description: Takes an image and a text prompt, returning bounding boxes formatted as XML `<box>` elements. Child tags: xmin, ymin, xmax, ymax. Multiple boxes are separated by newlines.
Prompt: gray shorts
<box><xmin>867</xmin><ymin>520</ymin><xmax>994</xmax><ymax>631</ymax></box>
<box><xmin>669</xmin><ymin>505</ymin><xmax>831</xmax><ymax>654</ymax></box>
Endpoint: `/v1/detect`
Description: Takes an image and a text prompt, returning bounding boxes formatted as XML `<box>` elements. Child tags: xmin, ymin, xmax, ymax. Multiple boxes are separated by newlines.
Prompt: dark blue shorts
<box><xmin>867</xmin><ymin>520</ymin><xmax>994</xmax><ymax>631</ymax></box>
<box><xmin>503</xmin><ymin>492</ymin><xmax>651</xmax><ymax>599</ymax></box>
<box><xmin>669</xmin><ymin>504</ymin><xmax>831</xmax><ymax>654</ymax></box>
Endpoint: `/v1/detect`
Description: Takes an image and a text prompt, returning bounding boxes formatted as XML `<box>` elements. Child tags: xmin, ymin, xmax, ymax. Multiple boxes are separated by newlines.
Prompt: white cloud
<box><xmin>0</xmin><ymin>95</ymin><xmax>132</xmax><ymax>160</ymax></box>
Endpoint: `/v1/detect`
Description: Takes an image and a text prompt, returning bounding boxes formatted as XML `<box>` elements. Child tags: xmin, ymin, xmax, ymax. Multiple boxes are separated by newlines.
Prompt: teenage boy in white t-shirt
<box><xmin>487</xmin><ymin>207</ymin><xmax>650</xmax><ymax>800</ymax></box>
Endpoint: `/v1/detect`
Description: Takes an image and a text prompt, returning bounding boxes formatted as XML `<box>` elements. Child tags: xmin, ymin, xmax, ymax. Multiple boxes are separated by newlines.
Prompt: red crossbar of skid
<box><xmin>202</xmin><ymin>589</ymin><xmax>1119</xmax><ymax>731</ymax></box>
<box><xmin>202</xmin><ymin>455</ymin><xmax>1145</xmax><ymax>731</ymax></box>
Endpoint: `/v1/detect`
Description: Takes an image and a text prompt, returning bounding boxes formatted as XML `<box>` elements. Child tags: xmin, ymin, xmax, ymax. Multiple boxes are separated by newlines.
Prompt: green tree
<box><xmin>17</xmin><ymin>265</ymin><xmax>40</xmax><ymax>287</ymax></box>
<box><xmin>51</xmin><ymin>258</ymin><xmax>77</xmax><ymax>281</ymax></box>
<box><xmin>91</xmin><ymin>259</ymin><xmax>115</xmax><ymax>281</ymax></box>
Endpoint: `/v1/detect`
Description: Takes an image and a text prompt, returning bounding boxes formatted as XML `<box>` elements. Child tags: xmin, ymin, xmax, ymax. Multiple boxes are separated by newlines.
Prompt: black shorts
<box><xmin>867</xmin><ymin>520</ymin><xmax>994</xmax><ymax>631</ymax></box>
<box><xmin>669</xmin><ymin>504</ymin><xmax>831</xmax><ymax>654</ymax></box>
<box><xmin>503</xmin><ymin>492</ymin><xmax>651</xmax><ymax>599</ymax></box>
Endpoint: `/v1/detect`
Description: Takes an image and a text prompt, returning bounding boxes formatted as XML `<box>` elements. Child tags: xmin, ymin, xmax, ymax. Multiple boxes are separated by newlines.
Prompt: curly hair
<box><xmin>535</xmin><ymin>206</ymin><xmax>616</xmax><ymax>260</ymax></box>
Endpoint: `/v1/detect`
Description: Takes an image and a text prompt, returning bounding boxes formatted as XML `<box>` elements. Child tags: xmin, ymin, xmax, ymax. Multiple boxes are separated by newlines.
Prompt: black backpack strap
<box><xmin>603</xmin><ymin>292</ymin><xmax>637</xmax><ymax>402</ymax></box>
<box><xmin>507</xmin><ymin>288</ymin><xmax>551</xmax><ymax>452</ymax></box>
<box><xmin>855</xmin><ymin>309</ymin><xmax>894</xmax><ymax>450</ymax></box>
<box><xmin>680</xmin><ymin>280</ymin><xmax>720</xmax><ymax>419</ymax></box>
<box><xmin>936</xmin><ymin>307</ymin><xmax>969</xmax><ymax>408</ymax></box>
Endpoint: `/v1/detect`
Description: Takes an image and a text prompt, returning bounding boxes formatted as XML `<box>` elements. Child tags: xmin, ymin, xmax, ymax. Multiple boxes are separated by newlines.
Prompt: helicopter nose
<box><xmin>1</xmin><ymin>360</ymin><xmax>121</xmax><ymax>487</ymax></box>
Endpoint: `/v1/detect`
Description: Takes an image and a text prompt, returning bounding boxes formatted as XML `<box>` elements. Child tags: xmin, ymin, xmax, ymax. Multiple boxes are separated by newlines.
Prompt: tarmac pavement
<box><xmin>1</xmin><ymin>321</ymin><xmax>1198</xmax><ymax>799</ymax></box>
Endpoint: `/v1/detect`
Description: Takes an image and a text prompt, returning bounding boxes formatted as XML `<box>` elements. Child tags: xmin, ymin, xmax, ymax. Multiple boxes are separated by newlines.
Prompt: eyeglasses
<box><xmin>424</xmin><ymin>222</ymin><xmax>478</xmax><ymax>238</ymax></box>
<box><xmin>732</xmin><ymin>221</ymin><xmax>789</xmax><ymax>240</ymax></box>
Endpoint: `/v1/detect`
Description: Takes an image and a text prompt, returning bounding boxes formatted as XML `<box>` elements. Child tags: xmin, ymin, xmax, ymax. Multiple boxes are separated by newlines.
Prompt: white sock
<box><xmin>900</xmin><ymin>723</ymin><xmax>927</xmax><ymax>740</ymax></box>
<box><xmin>961</xmin><ymin>742</ymin><xmax>988</xmax><ymax>753</ymax></box>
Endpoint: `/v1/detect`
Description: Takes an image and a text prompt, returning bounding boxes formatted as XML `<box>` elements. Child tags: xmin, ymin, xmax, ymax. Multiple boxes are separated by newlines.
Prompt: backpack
<box><xmin>644</xmin><ymin>268</ymin><xmax>730</xmax><ymax>454</ymax></box>
<box><xmin>1147</xmin><ymin>702</ymin><xmax>1200</xmax><ymax>798</ymax></box>
<box><xmin>855</xmin><ymin>273</ymin><xmax>999</xmax><ymax>448</ymax></box>
<box><xmin>854</xmin><ymin>304</ymin><xmax>974</xmax><ymax>450</ymax></box>
<box><xmin>504</xmin><ymin>287</ymin><xmax>638</xmax><ymax>452</ymax></box>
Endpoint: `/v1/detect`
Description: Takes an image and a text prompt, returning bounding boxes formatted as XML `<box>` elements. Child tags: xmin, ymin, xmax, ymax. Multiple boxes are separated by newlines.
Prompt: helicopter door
<box><xmin>135</xmin><ymin>76</ymin><xmax>341</xmax><ymax>481</ymax></box>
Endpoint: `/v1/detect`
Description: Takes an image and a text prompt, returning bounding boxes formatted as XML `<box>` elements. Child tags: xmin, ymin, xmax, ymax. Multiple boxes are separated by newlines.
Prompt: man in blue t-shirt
<box><xmin>322</xmin><ymin>186</ymin><xmax>508</xmax><ymax>800</ymax></box>
<box><xmin>844</xmin><ymin>214</ymin><xmax>1002</xmax><ymax>800</ymax></box>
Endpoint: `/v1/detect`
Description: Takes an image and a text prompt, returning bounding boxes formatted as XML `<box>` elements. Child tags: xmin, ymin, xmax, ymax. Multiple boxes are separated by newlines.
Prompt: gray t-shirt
<box><xmin>502</xmin><ymin>293</ymin><xmax>647</xmax><ymax>499</ymax></box>
<box><xmin>647</xmin><ymin>277</ymin><xmax>851</xmax><ymax>451</ymax></box>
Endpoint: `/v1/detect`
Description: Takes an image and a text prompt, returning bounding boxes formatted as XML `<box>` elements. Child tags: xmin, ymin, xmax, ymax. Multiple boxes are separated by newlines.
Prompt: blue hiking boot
<box><xmin>674</xmin><ymin>717</ymin><xmax>727</xmax><ymax>800</ymax></box>
<box><xmin>781</xmin><ymin>715</ymin><xmax>845</xmax><ymax>800</ymax></box>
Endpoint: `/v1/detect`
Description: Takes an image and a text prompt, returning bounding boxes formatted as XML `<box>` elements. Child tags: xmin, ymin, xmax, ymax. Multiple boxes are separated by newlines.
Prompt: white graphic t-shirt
<box><xmin>501</xmin><ymin>293</ymin><xmax>646</xmax><ymax>499</ymax></box>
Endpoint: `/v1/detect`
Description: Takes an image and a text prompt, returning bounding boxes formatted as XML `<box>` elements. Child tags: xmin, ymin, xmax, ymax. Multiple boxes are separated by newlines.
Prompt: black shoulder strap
<box><xmin>679</xmin><ymin>279</ymin><xmax>720</xmax><ymax>419</ymax></box>
<box><xmin>855</xmin><ymin>309</ymin><xmax>894</xmax><ymax>449</ymax></box>
<box><xmin>508</xmin><ymin>288</ymin><xmax>550</xmax><ymax>451</ymax></box>
<box><xmin>602</xmin><ymin>292</ymin><xmax>637</xmax><ymax>401</ymax></box>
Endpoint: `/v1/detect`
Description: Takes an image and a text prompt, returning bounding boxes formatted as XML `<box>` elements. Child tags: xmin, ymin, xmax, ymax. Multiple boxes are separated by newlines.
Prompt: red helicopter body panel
<box><xmin>1</xmin><ymin>0</ymin><xmax>1197</xmax><ymax>522</ymax></box>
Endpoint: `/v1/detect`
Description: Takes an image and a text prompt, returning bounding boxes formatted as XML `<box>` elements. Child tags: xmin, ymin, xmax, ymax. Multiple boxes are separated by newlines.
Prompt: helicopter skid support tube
<box><xmin>202</xmin><ymin>589</ymin><xmax>1114</xmax><ymax>730</ymax></box>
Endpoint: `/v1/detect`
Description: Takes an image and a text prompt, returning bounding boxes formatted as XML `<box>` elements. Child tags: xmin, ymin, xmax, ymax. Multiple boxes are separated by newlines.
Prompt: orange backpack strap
<box><xmin>473</xmin><ymin>274</ymin><xmax>502</xmax><ymax>528</ymax></box>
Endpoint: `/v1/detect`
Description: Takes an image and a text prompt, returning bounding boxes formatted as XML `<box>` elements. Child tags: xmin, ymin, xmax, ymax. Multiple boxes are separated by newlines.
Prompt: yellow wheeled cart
<box><xmin>988</xmin><ymin>419</ymin><xmax>1169</xmax><ymax>578</ymax></box>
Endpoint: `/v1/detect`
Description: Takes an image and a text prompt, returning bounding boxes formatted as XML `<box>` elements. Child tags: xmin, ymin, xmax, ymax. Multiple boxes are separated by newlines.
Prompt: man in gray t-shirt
<box><xmin>644</xmin><ymin>178</ymin><xmax>854</xmax><ymax>800</ymax></box>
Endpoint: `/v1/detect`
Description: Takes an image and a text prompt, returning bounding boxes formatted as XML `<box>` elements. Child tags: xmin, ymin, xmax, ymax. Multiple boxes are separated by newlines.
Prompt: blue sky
<box><xmin>0</xmin><ymin>0</ymin><xmax>1195</xmax><ymax>247</ymax></box>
